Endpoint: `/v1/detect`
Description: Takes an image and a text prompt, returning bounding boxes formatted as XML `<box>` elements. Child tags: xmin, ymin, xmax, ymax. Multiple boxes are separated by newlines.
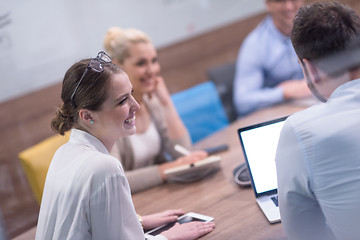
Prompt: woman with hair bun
<box><xmin>104</xmin><ymin>27</ymin><xmax>208</xmax><ymax>193</ymax></box>
<box><xmin>36</xmin><ymin>52</ymin><xmax>215</xmax><ymax>240</ymax></box>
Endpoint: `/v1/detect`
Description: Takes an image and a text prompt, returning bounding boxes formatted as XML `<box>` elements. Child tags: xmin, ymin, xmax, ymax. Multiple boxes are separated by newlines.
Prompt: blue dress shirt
<box><xmin>276</xmin><ymin>79</ymin><xmax>360</xmax><ymax>240</ymax></box>
<box><xmin>233</xmin><ymin>16</ymin><xmax>303</xmax><ymax>117</ymax></box>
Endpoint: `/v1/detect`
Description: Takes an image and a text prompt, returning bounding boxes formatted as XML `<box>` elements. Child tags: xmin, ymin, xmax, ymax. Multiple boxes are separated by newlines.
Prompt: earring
<box><xmin>90</xmin><ymin>120</ymin><xmax>94</xmax><ymax>125</ymax></box>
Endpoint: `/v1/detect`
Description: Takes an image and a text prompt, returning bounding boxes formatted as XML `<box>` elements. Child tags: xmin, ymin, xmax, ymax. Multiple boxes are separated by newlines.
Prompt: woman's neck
<box><xmin>135</xmin><ymin>102</ymin><xmax>151</xmax><ymax>134</ymax></box>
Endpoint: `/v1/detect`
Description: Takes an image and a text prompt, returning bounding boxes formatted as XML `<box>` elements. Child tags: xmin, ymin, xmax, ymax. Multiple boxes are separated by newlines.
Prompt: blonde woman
<box><xmin>104</xmin><ymin>27</ymin><xmax>208</xmax><ymax>193</ymax></box>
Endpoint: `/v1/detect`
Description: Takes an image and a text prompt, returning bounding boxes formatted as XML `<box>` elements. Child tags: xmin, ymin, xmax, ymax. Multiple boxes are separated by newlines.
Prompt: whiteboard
<box><xmin>0</xmin><ymin>0</ymin><xmax>265</xmax><ymax>103</ymax></box>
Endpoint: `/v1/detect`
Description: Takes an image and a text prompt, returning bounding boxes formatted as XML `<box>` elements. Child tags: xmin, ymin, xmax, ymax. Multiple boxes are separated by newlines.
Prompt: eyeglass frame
<box><xmin>70</xmin><ymin>51</ymin><xmax>112</xmax><ymax>108</ymax></box>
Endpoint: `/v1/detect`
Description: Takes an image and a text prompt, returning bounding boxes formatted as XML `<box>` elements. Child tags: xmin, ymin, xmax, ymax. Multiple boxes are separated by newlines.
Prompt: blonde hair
<box><xmin>103</xmin><ymin>27</ymin><xmax>151</xmax><ymax>64</ymax></box>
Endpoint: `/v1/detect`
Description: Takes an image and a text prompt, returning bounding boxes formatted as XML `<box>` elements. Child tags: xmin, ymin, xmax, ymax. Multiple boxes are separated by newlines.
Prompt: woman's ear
<box><xmin>78</xmin><ymin>109</ymin><xmax>94</xmax><ymax>126</ymax></box>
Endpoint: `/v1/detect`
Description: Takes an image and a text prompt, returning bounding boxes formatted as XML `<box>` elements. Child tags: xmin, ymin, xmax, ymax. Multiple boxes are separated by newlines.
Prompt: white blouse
<box><xmin>36</xmin><ymin>129</ymin><xmax>166</xmax><ymax>240</ymax></box>
<box><xmin>129</xmin><ymin>121</ymin><xmax>161</xmax><ymax>169</ymax></box>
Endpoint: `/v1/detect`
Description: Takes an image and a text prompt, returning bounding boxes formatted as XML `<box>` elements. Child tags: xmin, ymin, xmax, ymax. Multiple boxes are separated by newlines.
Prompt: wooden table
<box><xmin>132</xmin><ymin>103</ymin><xmax>305</xmax><ymax>240</ymax></box>
<box><xmin>12</xmin><ymin>103</ymin><xmax>306</xmax><ymax>240</ymax></box>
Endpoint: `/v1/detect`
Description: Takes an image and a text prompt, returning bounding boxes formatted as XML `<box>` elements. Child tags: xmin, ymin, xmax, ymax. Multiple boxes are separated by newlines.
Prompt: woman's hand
<box><xmin>142</xmin><ymin>209</ymin><xmax>185</xmax><ymax>230</ymax></box>
<box><xmin>158</xmin><ymin>151</ymin><xmax>208</xmax><ymax>180</ymax></box>
<box><xmin>148</xmin><ymin>75</ymin><xmax>190</xmax><ymax>140</ymax></box>
<box><xmin>161</xmin><ymin>221</ymin><xmax>215</xmax><ymax>240</ymax></box>
<box><xmin>148</xmin><ymin>76</ymin><xmax>172</xmax><ymax>107</ymax></box>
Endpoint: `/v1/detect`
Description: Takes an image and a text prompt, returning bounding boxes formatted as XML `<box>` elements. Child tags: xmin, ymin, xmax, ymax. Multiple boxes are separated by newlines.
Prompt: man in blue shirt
<box><xmin>276</xmin><ymin>2</ymin><xmax>360</xmax><ymax>239</ymax></box>
<box><xmin>233</xmin><ymin>0</ymin><xmax>311</xmax><ymax>117</ymax></box>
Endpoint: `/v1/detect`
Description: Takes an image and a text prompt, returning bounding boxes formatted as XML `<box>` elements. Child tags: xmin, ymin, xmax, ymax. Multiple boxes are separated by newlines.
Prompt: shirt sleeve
<box><xmin>154</xmin><ymin>235</ymin><xmax>168</xmax><ymax>240</ymax></box>
<box><xmin>89</xmin><ymin>173</ymin><xmax>145</xmax><ymax>240</ymax></box>
<box><xmin>125</xmin><ymin>165</ymin><xmax>164</xmax><ymax>194</ymax></box>
<box><xmin>233</xmin><ymin>34</ymin><xmax>284</xmax><ymax>116</ymax></box>
<box><xmin>110</xmin><ymin>137</ymin><xmax>164</xmax><ymax>194</ymax></box>
<box><xmin>275</xmin><ymin>120</ymin><xmax>336</xmax><ymax>240</ymax></box>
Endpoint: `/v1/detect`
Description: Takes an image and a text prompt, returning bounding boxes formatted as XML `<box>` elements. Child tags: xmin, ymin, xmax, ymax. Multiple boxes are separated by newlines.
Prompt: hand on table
<box><xmin>142</xmin><ymin>209</ymin><xmax>185</xmax><ymax>230</ymax></box>
<box><xmin>161</xmin><ymin>221</ymin><xmax>215</xmax><ymax>240</ymax></box>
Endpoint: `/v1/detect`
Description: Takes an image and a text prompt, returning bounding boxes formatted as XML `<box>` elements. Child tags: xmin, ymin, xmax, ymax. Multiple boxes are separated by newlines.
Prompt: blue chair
<box><xmin>171</xmin><ymin>81</ymin><xmax>229</xmax><ymax>143</ymax></box>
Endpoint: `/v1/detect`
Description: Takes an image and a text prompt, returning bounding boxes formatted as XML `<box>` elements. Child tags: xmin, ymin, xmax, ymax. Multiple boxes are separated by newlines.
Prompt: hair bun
<box><xmin>51</xmin><ymin>105</ymin><xmax>73</xmax><ymax>135</ymax></box>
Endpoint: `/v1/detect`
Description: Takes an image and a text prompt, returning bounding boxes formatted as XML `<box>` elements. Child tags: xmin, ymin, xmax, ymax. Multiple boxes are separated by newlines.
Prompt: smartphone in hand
<box><xmin>144</xmin><ymin>212</ymin><xmax>214</xmax><ymax>239</ymax></box>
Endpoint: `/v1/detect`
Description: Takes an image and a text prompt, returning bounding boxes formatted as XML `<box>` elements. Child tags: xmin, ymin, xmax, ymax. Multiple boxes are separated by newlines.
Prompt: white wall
<box><xmin>0</xmin><ymin>0</ymin><xmax>265</xmax><ymax>103</ymax></box>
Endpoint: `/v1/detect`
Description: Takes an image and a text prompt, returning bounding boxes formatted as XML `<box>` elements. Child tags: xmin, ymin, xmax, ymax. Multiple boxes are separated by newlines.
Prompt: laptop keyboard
<box><xmin>271</xmin><ymin>196</ymin><xmax>279</xmax><ymax>207</ymax></box>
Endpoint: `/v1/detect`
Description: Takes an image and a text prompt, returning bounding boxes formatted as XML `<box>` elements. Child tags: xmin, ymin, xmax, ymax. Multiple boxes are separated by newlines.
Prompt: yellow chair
<box><xmin>18</xmin><ymin>131</ymin><xmax>70</xmax><ymax>204</ymax></box>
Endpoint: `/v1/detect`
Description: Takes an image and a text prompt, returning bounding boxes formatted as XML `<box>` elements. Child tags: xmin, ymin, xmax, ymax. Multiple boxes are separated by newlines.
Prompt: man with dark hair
<box><xmin>276</xmin><ymin>2</ymin><xmax>360</xmax><ymax>240</ymax></box>
<box><xmin>233</xmin><ymin>0</ymin><xmax>312</xmax><ymax>117</ymax></box>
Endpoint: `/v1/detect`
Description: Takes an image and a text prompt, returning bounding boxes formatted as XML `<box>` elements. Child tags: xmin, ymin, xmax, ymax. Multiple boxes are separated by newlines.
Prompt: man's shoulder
<box><xmin>286</xmin><ymin>104</ymin><xmax>325</xmax><ymax>130</ymax></box>
<box><xmin>247</xmin><ymin>16</ymin><xmax>274</xmax><ymax>38</ymax></box>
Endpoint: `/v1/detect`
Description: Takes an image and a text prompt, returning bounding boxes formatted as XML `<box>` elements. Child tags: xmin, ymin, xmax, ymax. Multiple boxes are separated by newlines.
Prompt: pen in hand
<box><xmin>174</xmin><ymin>144</ymin><xmax>191</xmax><ymax>156</ymax></box>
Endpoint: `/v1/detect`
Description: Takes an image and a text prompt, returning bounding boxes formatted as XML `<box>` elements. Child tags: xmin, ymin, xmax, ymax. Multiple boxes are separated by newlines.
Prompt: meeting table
<box><xmin>12</xmin><ymin>102</ymin><xmax>307</xmax><ymax>240</ymax></box>
<box><xmin>132</xmin><ymin>103</ymin><xmax>306</xmax><ymax>240</ymax></box>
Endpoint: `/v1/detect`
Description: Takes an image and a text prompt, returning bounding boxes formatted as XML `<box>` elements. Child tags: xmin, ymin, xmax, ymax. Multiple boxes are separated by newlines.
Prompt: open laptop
<box><xmin>237</xmin><ymin>116</ymin><xmax>287</xmax><ymax>223</ymax></box>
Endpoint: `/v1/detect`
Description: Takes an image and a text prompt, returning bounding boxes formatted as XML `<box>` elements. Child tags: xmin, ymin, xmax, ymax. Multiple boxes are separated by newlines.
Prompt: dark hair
<box><xmin>51</xmin><ymin>58</ymin><xmax>123</xmax><ymax>135</ymax></box>
<box><xmin>291</xmin><ymin>1</ymin><xmax>360</xmax><ymax>73</ymax></box>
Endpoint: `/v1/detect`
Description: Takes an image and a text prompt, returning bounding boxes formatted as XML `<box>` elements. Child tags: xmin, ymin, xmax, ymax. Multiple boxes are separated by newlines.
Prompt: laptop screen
<box><xmin>238</xmin><ymin>117</ymin><xmax>287</xmax><ymax>196</ymax></box>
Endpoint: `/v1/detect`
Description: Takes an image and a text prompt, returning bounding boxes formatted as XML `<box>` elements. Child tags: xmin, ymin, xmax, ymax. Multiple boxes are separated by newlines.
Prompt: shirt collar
<box><xmin>266</xmin><ymin>15</ymin><xmax>291</xmax><ymax>43</ymax></box>
<box><xmin>329</xmin><ymin>78</ymin><xmax>360</xmax><ymax>100</ymax></box>
<box><xmin>69</xmin><ymin>128</ymin><xmax>110</xmax><ymax>155</ymax></box>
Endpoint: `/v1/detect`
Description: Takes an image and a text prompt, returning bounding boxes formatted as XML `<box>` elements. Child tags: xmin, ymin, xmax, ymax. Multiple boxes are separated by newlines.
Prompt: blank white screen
<box><xmin>240</xmin><ymin>120</ymin><xmax>284</xmax><ymax>194</ymax></box>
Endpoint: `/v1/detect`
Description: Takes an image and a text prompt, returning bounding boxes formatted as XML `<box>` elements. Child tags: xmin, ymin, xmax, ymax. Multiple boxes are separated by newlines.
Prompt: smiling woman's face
<box><xmin>120</xmin><ymin>42</ymin><xmax>161</xmax><ymax>95</ymax></box>
<box><xmin>93</xmin><ymin>72</ymin><xmax>140</xmax><ymax>142</ymax></box>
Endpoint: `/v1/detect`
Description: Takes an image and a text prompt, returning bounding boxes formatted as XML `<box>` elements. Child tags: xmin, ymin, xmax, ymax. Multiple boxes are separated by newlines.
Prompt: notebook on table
<box><xmin>164</xmin><ymin>155</ymin><xmax>221</xmax><ymax>182</ymax></box>
<box><xmin>237</xmin><ymin>116</ymin><xmax>287</xmax><ymax>223</ymax></box>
